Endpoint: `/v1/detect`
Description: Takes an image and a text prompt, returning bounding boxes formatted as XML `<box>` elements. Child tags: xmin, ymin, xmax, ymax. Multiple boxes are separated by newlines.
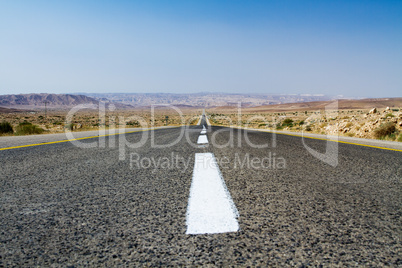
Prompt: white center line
<box><xmin>201</xmin><ymin>125</ymin><xmax>207</xmax><ymax>134</ymax></box>
<box><xmin>186</xmin><ymin>153</ymin><xmax>239</xmax><ymax>234</ymax></box>
<box><xmin>197</xmin><ymin>135</ymin><xmax>208</xmax><ymax>144</ymax></box>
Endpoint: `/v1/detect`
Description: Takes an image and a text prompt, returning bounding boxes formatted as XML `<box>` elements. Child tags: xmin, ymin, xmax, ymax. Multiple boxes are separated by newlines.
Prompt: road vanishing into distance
<box><xmin>1</xmin><ymin>115</ymin><xmax>401</xmax><ymax>266</ymax></box>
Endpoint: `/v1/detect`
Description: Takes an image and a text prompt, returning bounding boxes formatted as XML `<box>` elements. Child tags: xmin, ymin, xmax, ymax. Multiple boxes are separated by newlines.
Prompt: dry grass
<box><xmin>374</xmin><ymin>122</ymin><xmax>397</xmax><ymax>139</ymax></box>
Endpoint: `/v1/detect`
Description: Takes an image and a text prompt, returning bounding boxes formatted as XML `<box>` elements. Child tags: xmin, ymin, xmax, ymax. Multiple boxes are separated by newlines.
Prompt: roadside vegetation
<box><xmin>1</xmin><ymin>107</ymin><xmax>401</xmax><ymax>141</ymax></box>
<box><xmin>207</xmin><ymin>107</ymin><xmax>402</xmax><ymax>142</ymax></box>
<box><xmin>15</xmin><ymin>122</ymin><xmax>44</xmax><ymax>135</ymax></box>
<box><xmin>281</xmin><ymin>118</ymin><xmax>294</xmax><ymax>128</ymax></box>
<box><xmin>0</xmin><ymin>109</ymin><xmax>202</xmax><ymax>136</ymax></box>
<box><xmin>374</xmin><ymin>122</ymin><xmax>399</xmax><ymax>141</ymax></box>
<box><xmin>0</xmin><ymin>121</ymin><xmax>14</xmax><ymax>135</ymax></box>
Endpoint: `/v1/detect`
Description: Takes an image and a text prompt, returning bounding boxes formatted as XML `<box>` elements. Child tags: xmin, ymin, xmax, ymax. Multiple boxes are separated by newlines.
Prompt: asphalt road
<box><xmin>0</xmin><ymin>117</ymin><xmax>401</xmax><ymax>266</ymax></box>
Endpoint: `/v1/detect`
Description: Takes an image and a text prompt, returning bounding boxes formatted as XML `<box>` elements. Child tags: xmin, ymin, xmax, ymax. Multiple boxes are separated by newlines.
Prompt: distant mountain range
<box><xmin>84</xmin><ymin>93</ymin><xmax>335</xmax><ymax>108</ymax></box>
<box><xmin>212</xmin><ymin>98</ymin><xmax>402</xmax><ymax>112</ymax></box>
<box><xmin>0</xmin><ymin>92</ymin><xmax>343</xmax><ymax>110</ymax></box>
<box><xmin>0</xmin><ymin>93</ymin><xmax>133</xmax><ymax>110</ymax></box>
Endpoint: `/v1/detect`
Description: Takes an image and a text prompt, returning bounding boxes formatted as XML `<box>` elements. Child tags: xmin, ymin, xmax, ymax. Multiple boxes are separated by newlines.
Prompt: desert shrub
<box><xmin>385</xmin><ymin>113</ymin><xmax>395</xmax><ymax>118</ymax></box>
<box><xmin>398</xmin><ymin>134</ymin><xmax>402</xmax><ymax>142</ymax></box>
<box><xmin>15</xmin><ymin>122</ymin><xmax>44</xmax><ymax>135</ymax></box>
<box><xmin>282</xmin><ymin>118</ymin><xmax>293</xmax><ymax>127</ymax></box>
<box><xmin>275</xmin><ymin>123</ymin><xmax>283</xmax><ymax>130</ymax></box>
<box><xmin>374</xmin><ymin>122</ymin><xmax>396</xmax><ymax>139</ymax></box>
<box><xmin>305</xmin><ymin>125</ymin><xmax>312</xmax><ymax>131</ymax></box>
<box><xmin>283</xmin><ymin>118</ymin><xmax>293</xmax><ymax>124</ymax></box>
<box><xmin>387</xmin><ymin>133</ymin><xmax>398</xmax><ymax>140</ymax></box>
<box><xmin>298</xmin><ymin>120</ymin><xmax>304</xmax><ymax>126</ymax></box>
<box><xmin>0</xmin><ymin>121</ymin><xmax>14</xmax><ymax>134</ymax></box>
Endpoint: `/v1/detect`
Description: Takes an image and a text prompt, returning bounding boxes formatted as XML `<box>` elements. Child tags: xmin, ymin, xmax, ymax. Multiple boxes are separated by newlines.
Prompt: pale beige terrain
<box><xmin>0</xmin><ymin>108</ymin><xmax>202</xmax><ymax>135</ymax></box>
<box><xmin>2</xmin><ymin>97</ymin><xmax>402</xmax><ymax>141</ymax></box>
<box><xmin>207</xmin><ymin>98</ymin><xmax>402</xmax><ymax>142</ymax></box>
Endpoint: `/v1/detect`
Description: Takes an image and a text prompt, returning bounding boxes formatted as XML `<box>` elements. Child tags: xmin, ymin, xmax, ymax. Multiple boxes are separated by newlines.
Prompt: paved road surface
<box><xmin>0</xmin><ymin>116</ymin><xmax>401</xmax><ymax>266</ymax></box>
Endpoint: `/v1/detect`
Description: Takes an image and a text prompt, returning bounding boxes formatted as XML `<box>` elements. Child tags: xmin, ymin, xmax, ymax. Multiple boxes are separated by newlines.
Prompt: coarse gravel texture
<box><xmin>211</xmin><ymin>127</ymin><xmax>401</xmax><ymax>266</ymax></box>
<box><xmin>0</xmin><ymin>118</ymin><xmax>401</xmax><ymax>266</ymax></box>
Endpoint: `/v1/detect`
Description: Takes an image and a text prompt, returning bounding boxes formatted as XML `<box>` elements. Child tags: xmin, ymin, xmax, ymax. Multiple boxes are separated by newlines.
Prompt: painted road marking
<box><xmin>200</xmin><ymin>130</ymin><xmax>207</xmax><ymax>134</ymax></box>
<box><xmin>186</xmin><ymin>153</ymin><xmax>239</xmax><ymax>234</ymax></box>
<box><xmin>197</xmin><ymin>135</ymin><xmax>208</xmax><ymax>144</ymax></box>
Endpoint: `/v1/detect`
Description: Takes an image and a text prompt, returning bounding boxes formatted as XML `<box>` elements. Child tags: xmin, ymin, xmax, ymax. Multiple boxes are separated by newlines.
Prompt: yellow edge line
<box><xmin>222</xmin><ymin>125</ymin><xmax>402</xmax><ymax>152</ymax></box>
<box><xmin>0</xmin><ymin>127</ymin><xmax>179</xmax><ymax>151</ymax></box>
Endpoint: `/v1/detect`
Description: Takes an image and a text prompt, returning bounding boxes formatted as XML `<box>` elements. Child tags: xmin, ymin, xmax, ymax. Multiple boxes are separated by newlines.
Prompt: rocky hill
<box><xmin>212</xmin><ymin>98</ymin><xmax>402</xmax><ymax>113</ymax></box>
<box><xmin>85</xmin><ymin>93</ymin><xmax>335</xmax><ymax>108</ymax></box>
<box><xmin>0</xmin><ymin>92</ymin><xmax>342</xmax><ymax>110</ymax></box>
<box><xmin>0</xmin><ymin>93</ymin><xmax>132</xmax><ymax>110</ymax></box>
<box><xmin>0</xmin><ymin>106</ymin><xmax>27</xmax><ymax>113</ymax></box>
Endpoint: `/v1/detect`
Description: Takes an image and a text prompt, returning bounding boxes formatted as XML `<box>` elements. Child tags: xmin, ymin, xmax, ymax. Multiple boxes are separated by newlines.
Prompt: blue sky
<box><xmin>0</xmin><ymin>0</ymin><xmax>401</xmax><ymax>97</ymax></box>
